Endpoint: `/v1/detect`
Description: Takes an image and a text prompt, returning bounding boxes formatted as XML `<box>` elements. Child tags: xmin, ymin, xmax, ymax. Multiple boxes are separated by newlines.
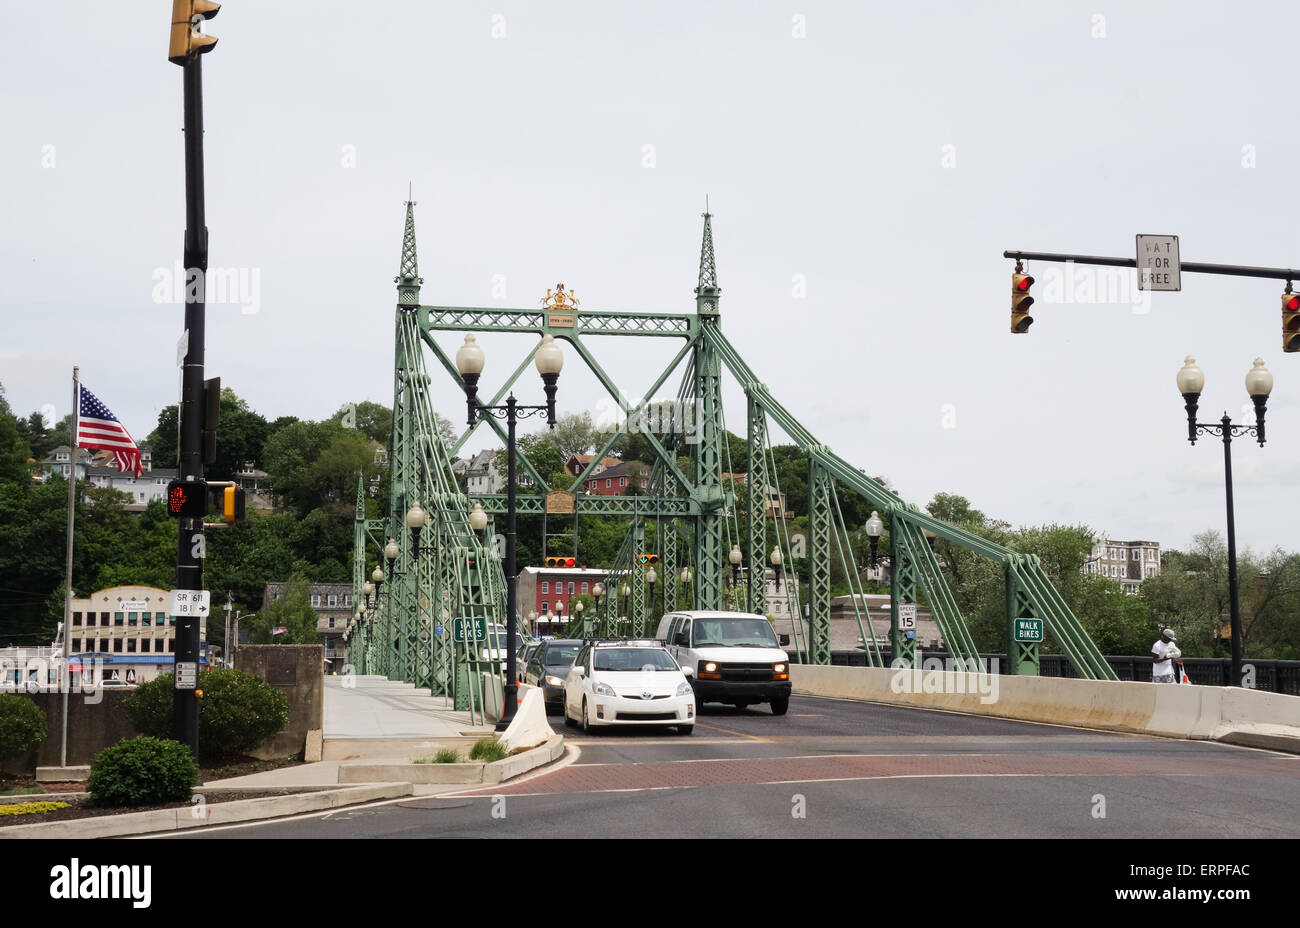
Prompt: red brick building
<box><xmin>516</xmin><ymin>566</ymin><xmax>609</xmax><ymax>633</ymax></box>
<box><xmin>565</xmin><ymin>453</ymin><xmax>622</xmax><ymax>478</ymax></box>
<box><xmin>582</xmin><ymin>460</ymin><xmax>650</xmax><ymax>496</ymax></box>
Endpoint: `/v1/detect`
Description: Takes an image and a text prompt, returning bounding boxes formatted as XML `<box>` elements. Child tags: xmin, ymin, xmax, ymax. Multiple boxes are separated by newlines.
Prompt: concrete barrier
<box><xmin>790</xmin><ymin>664</ymin><xmax>1300</xmax><ymax>752</ymax></box>
<box><xmin>499</xmin><ymin>685</ymin><xmax>554</xmax><ymax>753</ymax></box>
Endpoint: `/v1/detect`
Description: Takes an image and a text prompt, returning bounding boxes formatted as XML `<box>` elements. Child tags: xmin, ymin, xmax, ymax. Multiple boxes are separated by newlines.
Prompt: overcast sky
<box><xmin>4</xmin><ymin>1</ymin><xmax>1299</xmax><ymax>556</ymax></box>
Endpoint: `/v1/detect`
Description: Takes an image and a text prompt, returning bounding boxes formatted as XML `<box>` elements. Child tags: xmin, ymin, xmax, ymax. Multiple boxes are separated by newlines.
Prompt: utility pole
<box><xmin>169</xmin><ymin>1</ymin><xmax>220</xmax><ymax>755</ymax></box>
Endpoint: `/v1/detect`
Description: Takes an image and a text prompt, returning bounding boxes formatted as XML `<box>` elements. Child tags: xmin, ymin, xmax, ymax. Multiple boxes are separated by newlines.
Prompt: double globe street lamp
<box><xmin>1176</xmin><ymin>356</ymin><xmax>1274</xmax><ymax>689</ymax></box>
<box><xmin>456</xmin><ymin>332</ymin><xmax>563</xmax><ymax>730</ymax></box>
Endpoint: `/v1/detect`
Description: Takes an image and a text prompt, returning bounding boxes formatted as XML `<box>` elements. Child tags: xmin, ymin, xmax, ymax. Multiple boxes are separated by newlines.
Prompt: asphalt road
<box><xmin>180</xmin><ymin>695</ymin><xmax>1300</xmax><ymax>839</ymax></box>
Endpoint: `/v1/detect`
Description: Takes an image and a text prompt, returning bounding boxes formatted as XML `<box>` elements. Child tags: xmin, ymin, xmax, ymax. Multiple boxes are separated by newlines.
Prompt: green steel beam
<box><xmin>746</xmin><ymin>396</ymin><xmax>768</xmax><ymax>617</ymax></box>
<box><xmin>420</xmin><ymin>306</ymin><xmax>695</xmax><ymax>338</ymax></box>
<box><xmin>807</xmin><ymin>461</ymin><xmax>833</xmax><ymax>665</ymax></box>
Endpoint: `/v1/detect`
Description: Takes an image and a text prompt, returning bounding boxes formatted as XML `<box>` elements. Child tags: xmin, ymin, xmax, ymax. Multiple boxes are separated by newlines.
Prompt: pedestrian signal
<box><xmin>1283</xmin><ymin>290</ymin><xmax>1300</xmax><ymax>353</ymax></box>
<box><xmin>222</xmin><ymin>486</ymin><xmax>246</xmax><ymax>523</ymax></box>
<box><xmin>637</xmin><ymin>554</ymin><xmax>660</xmax><ymax>565</ymax></box>
<box><xmin>166</xmin><ymin>479</ymin><xmax>207</xmax><ymax>519</ymax></box>
<box><xmin>1011</xmin><ymin>271</ymin><xmax>1034</xmax><ymax>334</ymax></box>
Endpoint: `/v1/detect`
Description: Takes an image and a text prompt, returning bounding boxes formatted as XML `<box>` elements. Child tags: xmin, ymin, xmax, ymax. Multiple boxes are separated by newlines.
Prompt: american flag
<box><xmin>77</xmin><ymin>385</ymin><xmax>143</xmax><ymax>478</ymax></box>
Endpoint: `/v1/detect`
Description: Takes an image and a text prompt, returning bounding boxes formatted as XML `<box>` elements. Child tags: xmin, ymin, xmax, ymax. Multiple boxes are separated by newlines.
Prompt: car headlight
<box><xmin>593</xmin><ymin>681</ymin><xmax>617</xmax><ymax>697</ymax></box>
<box><xmin>676</xmin><ymin>681</ymin><xmax>692</xmax><ymax>697</ymax></box>
<box><xmin>773</xmin><ymin>663</ymin><xmax>787</xmax><ymax>673</ymax></box>
<box><xmin>545</xmin><ymin>675</ymin><xmax>564</xmax><ymax>687</ymax></box>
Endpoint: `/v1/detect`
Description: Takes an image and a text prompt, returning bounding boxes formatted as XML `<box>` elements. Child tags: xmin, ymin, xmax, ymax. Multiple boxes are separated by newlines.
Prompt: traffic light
<box><xmin>1011</xmin><ymin>269</ymin><xmax>1034</xmax><ymax>334</ymax></box>
<box><xmin>222</xmin><ymin>486</ymin><xmax>245</xmax><ymax>523</ymax></box>
<box><xmin>545</xmin><ymin>557</ymin><xmax>576</xmax><ymax>568</ymax></box>
<box><xmin>1284</xmin><ymin>290</ymin><xmax>1300</xmax><ymax>353</ymax></box>
<box><xmin>467</xmin><ymin>554</ymin><xmax>479</xmax><ymax>570</ymax></box>
<box><xmin>637</xmin><ymin>553</ymin><xmax>660</xmax><ymax>565</ymax></box>
<box><xmin>169</xmin><ymin>0</ymin><xmax>220</xmax><ymax>65</ymax></box>
<box><xmin>166</xmin><ymin>479</ymin><xmax>208</xmax><ymax>518</ymax></box>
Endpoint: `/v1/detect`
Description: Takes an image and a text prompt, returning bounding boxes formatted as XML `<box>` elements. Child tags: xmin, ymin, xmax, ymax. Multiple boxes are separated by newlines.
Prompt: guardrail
<box><xmin>787</xmin><ymin>650</ymin><xmax>1300</xmax><ymax>696</ymax></box>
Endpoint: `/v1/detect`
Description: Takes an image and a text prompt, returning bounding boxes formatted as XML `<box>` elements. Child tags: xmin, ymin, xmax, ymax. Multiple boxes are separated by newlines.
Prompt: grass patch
<box><xmin>468</xmin><ymin>737</ymin><xmax>508</xmax><ymax>763</ymax></box>
<box><xmin>0</xmin><ymin>786</ymin><xmax>46</xmax><ymax>797</ymax></box>
<box><xmin>414</xmin><ymin>748</ymin><xmax>463</xmax><ymax>764</ymax></box>
<box><xmin>0</xmin><ymin>801</ymin><xmax>70</xmax><ymax>817</ymax></box>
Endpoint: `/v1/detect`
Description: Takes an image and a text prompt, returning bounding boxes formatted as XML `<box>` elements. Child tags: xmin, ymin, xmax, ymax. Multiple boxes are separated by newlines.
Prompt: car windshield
<box><xmin>693</xmin><ymin>618</ymin><xmax>779</xmax><ymax>648</ymax></box>
<box><xmin>544</xmin><ymin>646</ymin><xmax>581</xmax><ymax>666</ymax></box>
<box><xmin>593</xmin><ymin>649</ymin><xmax>678</xmax><ymax>672</ymax></box>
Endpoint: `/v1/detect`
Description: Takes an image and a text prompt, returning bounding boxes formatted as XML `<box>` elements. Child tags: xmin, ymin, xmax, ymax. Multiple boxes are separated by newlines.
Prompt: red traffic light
<box><xmin>1286</xmin><ymin>294</ymin><xmax>1299</xmax><ymax>311</ymax></box>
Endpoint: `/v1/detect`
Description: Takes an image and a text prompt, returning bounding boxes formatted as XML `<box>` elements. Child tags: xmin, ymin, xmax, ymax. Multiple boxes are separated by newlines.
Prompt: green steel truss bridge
<box><xmin>349</xmin><ymin>203</ymin><xmax>1117</xmax><ymax>707</ymax></box>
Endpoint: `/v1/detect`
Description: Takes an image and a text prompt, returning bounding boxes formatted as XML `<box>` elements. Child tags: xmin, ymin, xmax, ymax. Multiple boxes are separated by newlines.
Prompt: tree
<box><xmin>546</xmin><ymin>412</ymin><xmax>598</xmax><ymax>463</ymax></box>
<box><xmin>145</xmin><ymin>405</ymin><xmax>179</xmax><ymax>469</ymax></box>
<box><xmin>249</xmin><ymin>575</ymin><xmax>319</xmax><ymax>644</ymax></box>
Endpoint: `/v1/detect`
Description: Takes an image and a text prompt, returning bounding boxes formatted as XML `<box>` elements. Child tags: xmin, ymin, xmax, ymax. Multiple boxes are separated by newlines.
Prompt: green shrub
<box><xmin>468</xmin><ymin>737</ymin><xmax>508</xmax><ymax>763</ymax></box>
<box><xmin>0</xmin><ymin>694</ymin><xmax>46</xmax><ymax>761</ymax></box>
<box><xmin>88</xmin><ymin>737</ymin><xmax>197</xmax><ymax>808</ymax></box>
<box><xmin>123</xmin><ymin>668</ymin><xmax>290</xmax><ymax>761</ymax></box>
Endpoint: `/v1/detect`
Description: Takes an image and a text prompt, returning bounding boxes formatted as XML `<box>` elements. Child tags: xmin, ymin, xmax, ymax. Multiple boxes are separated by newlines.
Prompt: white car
<box><xmin>563</xmin><ymin>640</ymin><xmax>696</xmax><ymax>735</ymax></box>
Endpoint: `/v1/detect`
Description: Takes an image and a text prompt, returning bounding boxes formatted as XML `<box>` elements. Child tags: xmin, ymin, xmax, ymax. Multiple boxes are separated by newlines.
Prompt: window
<box><xmin>328</xmin><ymin>594</ymin><xmax>337</xmax><ymax>606</ymax></box>
<box><xmin>328</xmin><ymin>617</ymin><xmax>335</xmax><ymax>628</ymax></box>
<box><xmin>1132</xmin><ymin>550</ymin><xmax>1140</xmax><ymax>561</ymax></box>
<box><xmin>170</xmin><ymin>615</ymin><xmax>178</xmax><ymax>626</ymax></box>
<box><xmin>127</xmin><ymin>639</ymin><xmax>137</xmax><ymax>653</ymax></box>
<box><xmin>142</xmin><ymin>613</ymin><xmax>151</xmax><ymax>626</ymax></box>
<box><xmin>168</xmin><ymin>639</ymin><xmax>175</xmax><ymax>653</ymax></box>
<box><xmin>156</xmin><ymin>612</ymin><xmax>165</xmax><ymax>624</ymax></box>
<box><xmin>86</xmin><ymin>613</ymin><xmax>96</xmax><ymax>627</ymax></box>
<box><xmin>114</xmin><ymin>612</ymin><xmax>124</xmax><ymax>626</ymax></box>
<box><xmin>1121</xmin><ymin>566</ymin><xmax>1127</xmax><ymax>578</ymax></box>
<box><xmin>620</xmin><ymin>478</ymin><xmax>627</xmax><ymax>487</ymax></box>
<box><xmin>605</xmin><ymin>479</ymin><xmax>611</xmax><ymax>489</ymax></box>
<box><xmin>128</xmin><ymin>612</ymin><xmax>137</xmax><ymax>626</ymax></box>
<box><xmin>141</xmin><ymin>639</ymin><xmax>150</xmax><ymax>653</ymax></box>
<box><xmin>581</xmin><ymin>582</ymin><xmax>588</xmax><ymax>593</ymax></box>
<box><xmin>113</xmin><ymin>639</ymin><xmax>123</xmax><ymax>653</ymax></box>
<box><xmin>343</xmin><ymin>594</ymin><xmax>351</xmax><ymax>606</ymax></box>
<box><xmin>568</xmin><ymin>582</ymin><xmax>575</xmax><ymax>594</ymax></box>
<box><xmin>541</xmin><ymin>581</ymin><xmax>549</xmax><ymax>594</ymax></box>
<box><xmin>72</xmin><ymin>638</ymin><xmax>82</xmax><ymax>651</ymax></box>
<box><xmin>311</xmin><ymin>594</ymin><xmax>321</xmax><ymax>607</ymax></box>
<box><xmin>72</xmin><ymin>611</ymin><xmax>82</xmax><ymax>626</ymax></box>
<box><xmin>540</xmin><ymin>602</ymin><xmax>548</xmax><ymax>614</ymax></box>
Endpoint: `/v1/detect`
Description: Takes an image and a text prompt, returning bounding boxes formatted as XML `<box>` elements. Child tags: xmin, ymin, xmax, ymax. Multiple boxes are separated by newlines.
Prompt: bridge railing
<box><xmin>788</xmin><ymin>650</ymin><xmax>1300</xmax><ymax>696</ymax></box>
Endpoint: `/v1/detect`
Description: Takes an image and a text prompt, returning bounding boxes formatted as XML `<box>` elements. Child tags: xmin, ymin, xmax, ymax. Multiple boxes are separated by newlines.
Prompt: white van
<box><xmin>655</xmin><ymin>611</ymin><xmax>792</xmax><ymax>715</ymax></box>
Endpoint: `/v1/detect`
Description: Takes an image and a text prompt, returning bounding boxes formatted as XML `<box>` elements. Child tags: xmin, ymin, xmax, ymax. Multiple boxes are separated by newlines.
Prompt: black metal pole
<box><xmin>497</xmin><ymin>396</ymin><xmax>519</xmax><ymax>730</ymax></box>
<box><xmin>1221</xmin><ymin>415</ymin><xmax>1244</xmax><ymax>687</ymax></box>
<box><xmin>174</xmin><ymin>53</ymin><xmax>207</xmax><ymax>755</ymax></box>
<box><xmin>1003</xmin><ymin>249</ymin><xmax>1300</xmax><ymax>282</ymax></box>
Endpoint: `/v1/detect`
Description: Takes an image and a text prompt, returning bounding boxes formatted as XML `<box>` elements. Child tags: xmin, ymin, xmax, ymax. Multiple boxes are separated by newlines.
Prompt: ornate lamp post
<box><xmin>679</xmin><ymin>566</ymin><xmax>692</xmax><ymax>611</ymax></box>
<box><xmin>384</xmin><ymin>537</ymin><xmax>400</xmax><ymax>581</ymax></box>
<box><xmin>864</xmin><ymin>511</ymin><xmax>885</xmax><ymax>569</ymax></box>
<box><xmin>457</xmin><ymin>332</ymin><xmax>563</xmax><ymax>730</ymax></box>
<box><xmin>469</xmin><ymin>501</ymin><xmax>489</xmax><ymax>534</ymax></box>
<box><xmin>770</xmin><ymin>546</ymin><xmax>784</xmax><ymax>592</ymax></box>
<box><xmin>574</xmin><ymin>599</ymin><xmax>585</xmax><ymax>636</ymax></box>
<box><xmin>406</xmin><ymin>501</ymin><xmax>425</xmax><ymax>560</ymax></box>
<box><xmin>527</xmin><ymin>610</ymin><xmax>538</xmax><ymax>636</ymax></box>
<box><xmin>621</xmin><ymin>582</ymin><xmax>631</xmax><ymax>624</ymax></box>
<box><xmin>645</xmin><ymin>566</ymin><xmax>657</xmax><ymax>632</ymax></box>
<box><xmin>363</xmin><ymin>581</ymin><xmax>374</xmax><ymax>610</ymax></box>
<box><xmin>1176</xmin><ymin>356</ymin><xmax>1273</xmax><ymax>688</ymax></box>
<box><xmin>371</xmin><ymin>565</ymin><xmax>384</xmax><ymax>603</ymax></box>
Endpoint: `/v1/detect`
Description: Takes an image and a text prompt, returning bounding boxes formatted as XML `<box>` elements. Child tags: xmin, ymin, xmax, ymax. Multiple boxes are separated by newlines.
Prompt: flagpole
<box><xmin>61</xmin><ymin>366</ymin><xmax>79</xmax><ymax>768</ymax></box>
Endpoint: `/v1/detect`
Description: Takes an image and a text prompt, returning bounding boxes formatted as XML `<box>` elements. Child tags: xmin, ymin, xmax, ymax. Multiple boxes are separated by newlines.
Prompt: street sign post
<box><xmin>1136</xmin><ymin>235</ymin><xmax>1181</xmax><ymax>291</ymax></box>
<box><xmin>1014</xmin><ymin>618</ymin><xmax>1044</xmax><ymax>643</ymax></box>
<box><xmin>169</xmin><ymin>589</ymin><xmax>211</xmax><ymax>618</ymax></box>
<box><xmin>898</xmin><ymin>603</ymin><xmax>917</xmax><ymax>631</ymax></box>
<box><xmin>175</xmin><ymin>661</ymin><xmax>198</xmax><ymax>689</ymax></box>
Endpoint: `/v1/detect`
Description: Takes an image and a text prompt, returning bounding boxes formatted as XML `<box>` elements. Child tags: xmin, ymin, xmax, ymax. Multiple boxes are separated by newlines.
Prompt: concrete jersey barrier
<box><xmin>790</xmin><ymin>664</ymin><xmax>1300</xmax><ymax>753</ymax></box>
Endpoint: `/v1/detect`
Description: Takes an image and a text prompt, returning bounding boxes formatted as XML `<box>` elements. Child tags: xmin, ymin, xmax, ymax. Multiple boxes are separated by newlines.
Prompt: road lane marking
<box><xmin>694</xmin><ymin>721</ymin><xmax>774</xmax><ymax>742</ymax></box>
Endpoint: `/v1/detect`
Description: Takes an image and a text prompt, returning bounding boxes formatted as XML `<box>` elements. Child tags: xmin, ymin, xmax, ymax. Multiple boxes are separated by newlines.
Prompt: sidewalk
<box><xmin>205</xmin><ymin>675</ymin><xmax>494</xmax><ymax>789</ymax></box>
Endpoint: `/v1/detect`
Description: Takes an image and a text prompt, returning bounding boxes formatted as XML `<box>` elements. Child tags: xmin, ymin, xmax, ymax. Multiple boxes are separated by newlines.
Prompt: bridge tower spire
<box><xmin>692</xmin><ymin>206</ymin><xmax>725</xmax><ymax>610</ymax></box>
<box><xmin>396</xmin><ymin>195</ymin><xmax>422</xmax><ymax>308</ymax></box>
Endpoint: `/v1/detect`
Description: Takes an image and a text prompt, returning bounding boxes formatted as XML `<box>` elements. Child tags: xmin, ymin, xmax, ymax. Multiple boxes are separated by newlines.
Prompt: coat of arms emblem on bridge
<box><xmin>541</xmin><ymin>283</ymin><xmax>579</xmax><ymax>327</ymax></box>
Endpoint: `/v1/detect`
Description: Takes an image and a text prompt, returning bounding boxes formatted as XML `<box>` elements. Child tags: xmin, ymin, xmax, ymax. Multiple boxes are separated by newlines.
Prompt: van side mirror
<box><xmin>681</xmin><ymin>665</ymin><xmax>694</xmax><ymax>678</ymax></box>
<box><xmin>779</xmin><ymin>634</ymin><xmax>790</xmax><ymax>646</ymax></box>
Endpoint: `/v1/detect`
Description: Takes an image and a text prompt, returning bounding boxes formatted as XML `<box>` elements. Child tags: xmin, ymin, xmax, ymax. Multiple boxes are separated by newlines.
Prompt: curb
<box><xmin>0</xmin><ymin>783</ymin><xmax>413</xmax><ymax>839</ymax></box>
<box><xmin>338</xmin><ymin>734</ymin><xmax>565</xmax><ymax>785</ymax></box>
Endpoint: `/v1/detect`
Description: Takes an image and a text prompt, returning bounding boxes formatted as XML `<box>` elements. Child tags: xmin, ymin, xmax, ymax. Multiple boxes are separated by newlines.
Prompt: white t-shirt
<box><xmin>1151</xmin><ymin>639</ymin><xmax>1175</xmax><ymax>679</ymax></box>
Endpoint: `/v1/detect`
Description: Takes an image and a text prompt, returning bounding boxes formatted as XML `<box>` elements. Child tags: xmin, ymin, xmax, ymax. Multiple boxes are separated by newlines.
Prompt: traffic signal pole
<box><xmin>171</xmin><ymin>3</ymin><xmax>220</xmax><ymax>754</ymax></box>
<box><xmin>1003</xmin><ymin>249</ymin><xmax>1300</xmax><ymax>282</ymax></box>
